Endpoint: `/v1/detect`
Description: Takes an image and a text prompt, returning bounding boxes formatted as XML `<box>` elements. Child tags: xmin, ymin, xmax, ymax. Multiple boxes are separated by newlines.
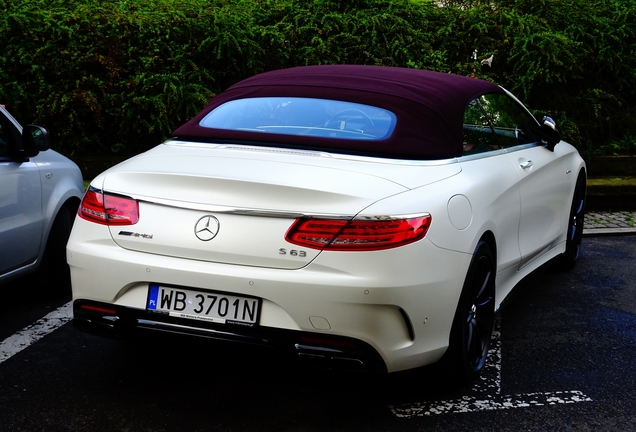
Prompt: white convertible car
<box><xmin>68</xmin><ymin>65</ymin><xmax>586</xmax><ymax>379</ymax></box>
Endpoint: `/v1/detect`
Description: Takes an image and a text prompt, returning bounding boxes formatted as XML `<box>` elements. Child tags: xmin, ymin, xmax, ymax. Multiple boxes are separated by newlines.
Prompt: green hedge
<box><xmin>437</xmin><ymin>0</ymin><xmax>636</xmax><ymax>157</ymax></box>
<box><xmin>1</xmin><ymin>0</ymin><xmax>635</xmax><ymax>159</ymax></box>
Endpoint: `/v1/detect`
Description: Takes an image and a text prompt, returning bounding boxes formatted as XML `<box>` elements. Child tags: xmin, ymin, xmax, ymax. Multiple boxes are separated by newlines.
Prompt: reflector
<box><xmin>79</xmin><ymin>304</ymin><xmax>118</xmax><ymax>315</ymax></box>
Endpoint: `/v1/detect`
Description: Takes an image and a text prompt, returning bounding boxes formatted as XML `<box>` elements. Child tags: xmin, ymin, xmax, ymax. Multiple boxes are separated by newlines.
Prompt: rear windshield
<box><xmin>199</xmin><ymin>97</ymin><xmax>396</xmax><ymax>141</ymax></box>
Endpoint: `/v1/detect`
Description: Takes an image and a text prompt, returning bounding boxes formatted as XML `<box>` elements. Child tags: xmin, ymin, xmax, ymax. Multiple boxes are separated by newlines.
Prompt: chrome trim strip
<box><xmin>135</xmin><ymin>198</ymin><xmax>431</xmax><ymax>221</ymax></box>
<box><xmin>88</xmin><ymin>186</ymin><xmax>430</xmax><ymax>220</ymax></box>
<box><xmin>457</xmin><ymin>143</ymin><xmax>546</xmax><ymax>161</ymax></box>
<box><xmin>330</xmin><ymin>153</ymin><xmax>458</xmax><ymax>166</ymax></box>
<box><xmin>87</xmin><ymin>186</ymin><xmax>317</xmax><ymax>218</ymax></box>
<box><xmin>352</xmin><ymin>212</ymin><xmax>431</xmax><ymax>221</ymax></box>
<box><xmin>458</xmin><ymin>149</ymin><xmax>507</xmax><ymax>161</ymax></box>
<box><xmin>136</xmin><ymin>198</ymin><xmax>351</xmax><ymax>219</ymax></box>
<box><xmin>503</xmin><ymin>142</ymin><xmax>546</xmax><ymax>154</ymax></box>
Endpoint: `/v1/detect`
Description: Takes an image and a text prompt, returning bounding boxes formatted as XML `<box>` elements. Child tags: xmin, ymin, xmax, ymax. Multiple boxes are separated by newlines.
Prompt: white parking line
<box><xmin>392</xmin><ymin>390</ymin><xmax>593</xmax><ymax>417</ymax></box>
<box><xmin>0</xmin><ymin>301</ymin><xmax>73</xmax><ymax>364</ymax></box>
<box><xmin>389</xmin><ymin>318</ymin><xmax>593</xmax><ymax>417</ymax></box>
<box><xmin>2</xmin><ymin>303</ymin><xmax>596</xmax><ymax>416</ymax></box>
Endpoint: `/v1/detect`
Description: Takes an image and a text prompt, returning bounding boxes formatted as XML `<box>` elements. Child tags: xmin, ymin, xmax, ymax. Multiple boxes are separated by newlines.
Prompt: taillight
<box><xmin>285</xmin><ymin>214</ymin><xmax>431</xmax><ymax>251</ymax></box>
<box><xmin>79</xmin><ymin>187</ymin><xmax>139</xmax><ymax>225</ymax></box>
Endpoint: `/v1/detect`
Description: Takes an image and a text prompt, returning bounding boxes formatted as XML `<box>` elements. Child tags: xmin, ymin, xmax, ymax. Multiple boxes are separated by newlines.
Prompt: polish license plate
<box><xmin>147</xmin><ymin>284</ymin><xmax>260</xmax><ymax>327</ymax></box>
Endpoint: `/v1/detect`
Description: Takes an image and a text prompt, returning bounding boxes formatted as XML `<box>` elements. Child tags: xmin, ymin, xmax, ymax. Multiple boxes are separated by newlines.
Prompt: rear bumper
<box><xmin>68</xmin><ymin>216</ymin><xmax>471</xmax><ymax>372</ymax></box>
<box><xmin>73</xmin><ymin>299</ymin><xmax>388</xmax><ymax>373</ymax></box>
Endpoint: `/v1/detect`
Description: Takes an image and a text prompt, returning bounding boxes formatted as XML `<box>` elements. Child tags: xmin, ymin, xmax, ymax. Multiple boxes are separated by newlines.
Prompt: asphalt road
<box><xmin>1</xmin><ymin>235</ymin><xmax>635</xmax><ymax>432</ymax></box>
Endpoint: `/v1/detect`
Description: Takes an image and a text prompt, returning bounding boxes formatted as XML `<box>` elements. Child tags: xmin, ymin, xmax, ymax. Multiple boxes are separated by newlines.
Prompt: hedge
<box><xmin>1</xmin><ymin>0</ymin><xmax>634</xmax><ymax>158</ymax></box>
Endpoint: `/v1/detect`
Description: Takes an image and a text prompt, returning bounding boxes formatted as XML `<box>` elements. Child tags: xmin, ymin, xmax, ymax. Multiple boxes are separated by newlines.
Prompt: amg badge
<box><xmin>118</xmin><ymin>231</ymin><xmax>154</xmax><ymax>239</ymax></box>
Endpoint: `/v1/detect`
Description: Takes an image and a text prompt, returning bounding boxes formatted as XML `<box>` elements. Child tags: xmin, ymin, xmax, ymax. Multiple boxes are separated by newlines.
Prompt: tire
<box><xmin>444</xmin><ymin>240</ymin><xmax>496</xmax><ymax>382</ymax></box>
<box><xmin>557</xmin><ymin>171</ymin><xmax>586</xmax><ymax>270</ymax></box>
<box><xmin>37</xmin><ymin>203</ymin><xmax>76</xmax><ymax>296</ymax></box>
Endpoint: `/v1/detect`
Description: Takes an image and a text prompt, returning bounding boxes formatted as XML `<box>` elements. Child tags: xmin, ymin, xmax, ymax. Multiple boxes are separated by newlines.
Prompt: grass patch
<box><xmin>587</xmin><ymin>177</ymin><xmax>636</xmax><ymax>186</ymax></box>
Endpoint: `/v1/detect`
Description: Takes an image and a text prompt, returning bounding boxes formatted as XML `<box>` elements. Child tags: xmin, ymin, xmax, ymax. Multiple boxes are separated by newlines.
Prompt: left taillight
<box><xmin>285</xmin><ymin>214</ymin><xmax>431</xmax><ymax>251</ymax></box>
<box><xmin>78</xmin><ymin>187</ymin><xmax>139</xmax><ymax>225</ymax></box>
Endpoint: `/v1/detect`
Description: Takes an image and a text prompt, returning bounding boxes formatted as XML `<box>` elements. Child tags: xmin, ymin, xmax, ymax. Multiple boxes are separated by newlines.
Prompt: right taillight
<box><xmin>285</xmin><ymin>214</ymin><xmax>431</xmax><ymax>251</ymax></box>
<box><xmin>78</xmin><ymin>187</ymin><xmax>139</xmax><ymax>226</ymax></box>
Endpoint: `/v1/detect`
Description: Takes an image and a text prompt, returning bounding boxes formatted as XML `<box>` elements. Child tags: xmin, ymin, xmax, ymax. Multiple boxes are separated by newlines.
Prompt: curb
<box><xmin>583</xmin><ymin>227</ymin><xmax>636</xmax><ymax>237</ymax></box>
<box><xmin>583</xmin><ymin>210</ymin><xmax>636</xmax><ymax>236</ymax></box>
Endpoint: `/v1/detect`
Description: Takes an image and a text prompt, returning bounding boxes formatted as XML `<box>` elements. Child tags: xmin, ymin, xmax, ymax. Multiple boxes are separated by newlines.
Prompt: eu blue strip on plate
<box><xmin>147</xmin><ymin>284</ymin><xmax>159</xmax><ymax>310</ymax></box>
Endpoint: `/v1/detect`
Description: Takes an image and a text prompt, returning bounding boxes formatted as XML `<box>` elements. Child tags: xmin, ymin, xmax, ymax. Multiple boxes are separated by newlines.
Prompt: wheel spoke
<box><xmin>574</xmin><ymin>198</ymin><xmax>584</xmax><ymax>216</ymax></box>
<box><xmin>569</xmin><ymin>195</ymin><xmax>585</xmax><ymax>241</ymax></box>
<box><xmin>477</xmin><ymin>295</ymin><xmax>493</xmax><ymax>309</ymax></box>
<box><xmin>473</xmin><ymin>257</ymin><xmax>490</xmax><ymax>298</ymax></box>
<box><xmin>466</xmin><ymin>317</ymin><xmax>488</xmax><ymax>366</ymax></box>
<box><xmin>569</xmin><ymin>224</ymin><xmax>578</xmax><ymax>242</ymax></box>
<box><xmin>465</xmin><ymin>319</ymin><xmax>475</xmax><ymax>353</ymax></box>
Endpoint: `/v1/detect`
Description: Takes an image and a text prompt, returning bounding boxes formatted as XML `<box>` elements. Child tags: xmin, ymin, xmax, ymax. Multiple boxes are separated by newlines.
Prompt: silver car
<box><xmin>0</xmin><ymin>104</ymin><xmax>84</xmax><ymax>289</ymax></box>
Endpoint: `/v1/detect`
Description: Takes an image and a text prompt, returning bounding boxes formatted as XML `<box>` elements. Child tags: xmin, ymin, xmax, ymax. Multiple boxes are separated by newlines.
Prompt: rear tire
<box><xmin>444</xmin><ymin>240</ymin><xmax>496</xmax><ymax>382</ymax></box>
<box><xmin>37</xmin><ymin>203</ymin><xmax>76</xmax><ymax>296</ymax></box>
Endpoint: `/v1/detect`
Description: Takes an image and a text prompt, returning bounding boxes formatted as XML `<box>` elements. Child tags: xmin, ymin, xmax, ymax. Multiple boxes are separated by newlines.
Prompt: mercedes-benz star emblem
<box><xmin>194</xmin><ymin>215</ymin><xmax>220</xmax><ymax>241</ymax></box>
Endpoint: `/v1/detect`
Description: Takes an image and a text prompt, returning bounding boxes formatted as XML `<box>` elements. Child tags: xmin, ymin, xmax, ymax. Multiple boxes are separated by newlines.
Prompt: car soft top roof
<box><xmin>172</xmin><ymin>65</ymin><xmax>503</xmax><ymax>160</ymax></box>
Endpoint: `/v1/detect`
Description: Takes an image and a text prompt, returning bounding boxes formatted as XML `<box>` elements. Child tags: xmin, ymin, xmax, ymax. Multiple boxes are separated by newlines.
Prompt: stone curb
<box><xmin>583</xmin><ymin>210</ymin><xmax>636</xmax><ymax>236</ymax></box>
<box><xmin>583</xmin><ymin>227</ymin><xmax>636</xmax><ymax>237</ymax></box>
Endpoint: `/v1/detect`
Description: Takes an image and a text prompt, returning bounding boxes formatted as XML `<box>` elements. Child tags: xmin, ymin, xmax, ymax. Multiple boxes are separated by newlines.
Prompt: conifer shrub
<box><xmin>1</xmin><ymin>0</ymin><xmax>634</xmax><ymax>158</ymax></box>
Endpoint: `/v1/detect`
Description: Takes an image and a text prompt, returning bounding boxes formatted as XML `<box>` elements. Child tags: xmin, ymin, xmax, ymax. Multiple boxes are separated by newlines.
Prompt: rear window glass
<box><xmin>199</xmin><ymin>97</ymin><xmax>396</xmax><ymax>141</ymax></box>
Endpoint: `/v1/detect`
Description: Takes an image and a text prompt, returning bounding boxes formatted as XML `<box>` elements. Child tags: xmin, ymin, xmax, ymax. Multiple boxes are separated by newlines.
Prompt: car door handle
<box><xmin>520</xmin><ymin>160</ymin><xmax>533</xmax><ymax>169</ymax></box>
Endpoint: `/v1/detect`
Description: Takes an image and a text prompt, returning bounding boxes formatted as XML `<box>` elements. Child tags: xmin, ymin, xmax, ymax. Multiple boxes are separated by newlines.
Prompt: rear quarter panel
<box><xmin>35</xmin><ymin>150</ymin><xmax>84</xmax><ymax>252</ymax></box>
<box><xmin>363</xmin><ymin>152</ymin><xmax>522</xmax><ymax>272</ymax></box>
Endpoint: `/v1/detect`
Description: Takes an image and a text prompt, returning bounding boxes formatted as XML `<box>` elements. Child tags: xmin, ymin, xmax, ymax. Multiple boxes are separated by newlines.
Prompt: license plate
<box><xmin>147</xmin><ymin>284</ymin><xmax>260</xmax><ymax>327</ymax></box>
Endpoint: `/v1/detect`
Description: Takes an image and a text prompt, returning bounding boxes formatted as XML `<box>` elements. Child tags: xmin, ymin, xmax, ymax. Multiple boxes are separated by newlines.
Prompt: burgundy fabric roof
<box><xmin>172</xmin><ymin>65</ymin><xmax>503</xmax><ymax>160</ymax></box>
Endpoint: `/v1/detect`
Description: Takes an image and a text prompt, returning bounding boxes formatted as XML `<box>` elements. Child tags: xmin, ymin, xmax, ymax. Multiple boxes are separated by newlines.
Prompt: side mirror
<box><xmin>540</xmin><ymin>116</ymin><xmax>561</xmax><ymax>151</ymax></box>
<box><xmin>21</xmin><ymin>124</ymin><xmax>50</xmax><ymax>157</ymax></box>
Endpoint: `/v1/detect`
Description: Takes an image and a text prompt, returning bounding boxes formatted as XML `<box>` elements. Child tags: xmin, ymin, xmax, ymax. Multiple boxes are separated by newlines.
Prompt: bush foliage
<box><xmin>1</xmin><ymin>0</ymin><xmax>634</xmax><ymax>158</ymax></box>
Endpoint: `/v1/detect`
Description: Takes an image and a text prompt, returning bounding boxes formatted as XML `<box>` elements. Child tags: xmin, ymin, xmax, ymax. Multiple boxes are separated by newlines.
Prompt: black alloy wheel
<box><xmin>446</xmin><ymin>240</ymin><xmax>496</xmax><ymax>381</ymax></box>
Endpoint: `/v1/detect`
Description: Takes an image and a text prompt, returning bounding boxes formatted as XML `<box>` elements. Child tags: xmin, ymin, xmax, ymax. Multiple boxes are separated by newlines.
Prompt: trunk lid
<box><xmin>99</xmin><ymin>142</ymin><xmax>460</xmax><ymax>269</ymax></box>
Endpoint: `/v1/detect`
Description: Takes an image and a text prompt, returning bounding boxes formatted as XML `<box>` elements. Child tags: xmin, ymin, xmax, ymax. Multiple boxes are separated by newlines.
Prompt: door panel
<box><xmin>0</xmin><ymin>161</ymin><xmax>43</xmax><ymax>273</ymax></box>
<box><xmin>507</xmin><ymin>145</ymin><xmax>566</xmax><ymax>266</ymax></box>
<box><xmin>472</xmin><ymin>91</ymin><xmax>567</xmax><ymax>267</ymax></box>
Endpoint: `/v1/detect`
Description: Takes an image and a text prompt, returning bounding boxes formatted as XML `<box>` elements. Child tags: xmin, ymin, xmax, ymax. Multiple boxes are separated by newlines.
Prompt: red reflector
<box><xmin>79</xmin><ymin>189</ymin><xmax>139</xmax><ymax>225</ymax></box>
<box><xmin>285</xmin><ymin>214</ymin><xmax>431</xmax><ymax>251</ymax></box>
<box><xmin>79</xmin><ymin>304</ymin><xmax>118</xmax><ymax>315</ymax></box>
